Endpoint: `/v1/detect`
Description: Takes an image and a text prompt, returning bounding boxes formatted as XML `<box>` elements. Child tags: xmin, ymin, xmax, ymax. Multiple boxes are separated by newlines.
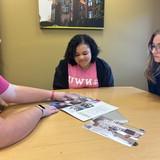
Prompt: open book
<box><xmin>49</xmin><ymin>95</ymin><xmax>118</xmax><ymax>121</ymax></box>
<box><xmin>84</xmin><ymin>116</ymin><xmax>145</xmax><ymax>147</ymax></box>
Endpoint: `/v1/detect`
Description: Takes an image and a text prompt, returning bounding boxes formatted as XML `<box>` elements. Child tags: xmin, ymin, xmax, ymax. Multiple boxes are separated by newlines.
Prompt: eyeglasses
<box><xmin>149</xmin><ymin>43</ymin><xmax>160</xmax><ymax>53</ymax></box>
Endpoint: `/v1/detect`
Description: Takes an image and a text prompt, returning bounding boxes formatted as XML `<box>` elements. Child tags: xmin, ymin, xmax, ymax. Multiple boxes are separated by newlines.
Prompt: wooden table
<box><xmin>1</xmin><ymin>87</ymin><xmax>160</xmax><ymax>160</ymax></box>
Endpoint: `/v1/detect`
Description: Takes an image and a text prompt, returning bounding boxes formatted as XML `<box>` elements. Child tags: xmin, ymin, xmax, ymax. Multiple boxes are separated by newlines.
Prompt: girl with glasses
<box><xmin>145</xmin><ymin>30</ymin><xmax>160</xmax><ymax>95</ymax></box>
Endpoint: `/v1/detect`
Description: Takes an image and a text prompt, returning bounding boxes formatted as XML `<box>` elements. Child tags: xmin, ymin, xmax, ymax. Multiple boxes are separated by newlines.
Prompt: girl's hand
<box><xmin>54</xmin><ymin>92</ymin><xmax>79</xmax><ymax>101</ymax></box>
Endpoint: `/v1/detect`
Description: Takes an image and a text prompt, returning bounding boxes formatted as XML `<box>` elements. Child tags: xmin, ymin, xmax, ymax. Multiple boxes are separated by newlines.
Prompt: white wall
<box><xmin>102</xmin><ymin>0</ymin><xmax>157</xmax><ymax>89</ymax></box>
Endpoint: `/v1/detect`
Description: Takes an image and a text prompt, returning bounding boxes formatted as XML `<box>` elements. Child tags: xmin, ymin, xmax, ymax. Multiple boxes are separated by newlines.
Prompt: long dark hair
<box><xmin>145</xmin><ymin>30</ymin><xmax>160</xmax><ymax>83</ymax></box>
<box><xmin>64</xmin><ymin>34</ymin><xmax>100</xmax><ymax>65</ymax></box>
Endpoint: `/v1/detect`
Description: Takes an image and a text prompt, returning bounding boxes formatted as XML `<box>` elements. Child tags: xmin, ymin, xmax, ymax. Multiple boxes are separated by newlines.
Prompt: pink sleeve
<box><xmin>0</xmin><ymin>75</ymin><xmax>10</xmax><ymax>94</ymax></box>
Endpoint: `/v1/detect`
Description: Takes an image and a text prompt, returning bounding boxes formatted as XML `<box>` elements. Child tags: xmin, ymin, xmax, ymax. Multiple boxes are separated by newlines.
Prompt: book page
<box><xmin>50</xmin><ymin>95</ymin><xmax>118</xmax><ymax>121</ymax></box>
<box><xmin>62</xmin><ymin>101</ymin><xmax>118</xmax><ymax>121</ymax></box>
<box><xmin>84</xmin><ymin>117</ymin><xmax>145</xmax><ymax>147</ymax></box>
<box><xmin>102</xmin><ymin>110</ymin><xmax>128</xmax><ymax>123</ymax></box>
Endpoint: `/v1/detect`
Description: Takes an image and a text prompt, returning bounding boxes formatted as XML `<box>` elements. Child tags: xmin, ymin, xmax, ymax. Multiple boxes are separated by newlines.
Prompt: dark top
<box><xmin>53</xmin><ymin>58</ymin><xmax>114</xmax><ymax>89</ymax></box>
<box><xmin>148</xmin><ymin>74</ymin><xmax>160</xmax><ymax>96</ymax></box>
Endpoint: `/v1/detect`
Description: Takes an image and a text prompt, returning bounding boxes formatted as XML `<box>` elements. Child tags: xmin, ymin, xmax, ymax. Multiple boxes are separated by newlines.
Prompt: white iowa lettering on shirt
<box><xmin>69</xmin><ymin>76</ymin><xmax>97</xmax><ymax>86</ymax></box>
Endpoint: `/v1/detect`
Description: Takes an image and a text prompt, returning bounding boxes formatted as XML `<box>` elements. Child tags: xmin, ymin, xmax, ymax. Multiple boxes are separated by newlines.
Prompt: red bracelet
<box><xmin>50</xmin><ymin>91</ymin><xmax>55</xmax><ymax>100</ymax></box>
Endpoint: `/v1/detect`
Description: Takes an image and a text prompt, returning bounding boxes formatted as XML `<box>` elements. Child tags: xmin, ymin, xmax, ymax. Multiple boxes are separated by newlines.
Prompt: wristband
<box><xmin>50</xmin><ymin>91</ymin><xmax>55</xmax><ymax>100</ymax></box>
<box><xmin>35</xmin><ymin>104</ymin><xmax>45</xmax><ymax>118</ymax></box>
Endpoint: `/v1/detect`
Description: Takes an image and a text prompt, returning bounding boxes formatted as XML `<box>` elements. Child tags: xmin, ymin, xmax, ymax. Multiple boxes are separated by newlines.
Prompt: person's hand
<box><xmin>0</xmin><ymin>97</ymin><xmax>8</xmax><ymax>107</ymax></box>
<box><xmin>36</xmin><ymin>104</ymin><xmax>59</xmax><ymax>118</ymax></box>
<box><xmin>0</xmin><ymin>97</ymin><xmax>8</xmax><ymax>112</ymax></box>
<box><xmin>42</xmin><ymin>105</ymin><xmax>59</xmax><ymax>118</ymax></box>
<box><xmin>54</xmin><ymin>92</ymin><xmax>80</xmax><ymax>101</ymax></box>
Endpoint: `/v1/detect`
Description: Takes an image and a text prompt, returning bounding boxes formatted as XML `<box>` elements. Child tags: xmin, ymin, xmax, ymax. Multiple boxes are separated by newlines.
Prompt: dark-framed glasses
<box><xmin>149</xmin><ymin>43</ymin><xmax>160</xmax><ymax>53</ymax></box>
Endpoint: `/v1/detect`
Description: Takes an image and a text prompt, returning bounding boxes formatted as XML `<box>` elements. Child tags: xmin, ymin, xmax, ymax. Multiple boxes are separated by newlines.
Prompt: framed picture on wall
<box><xmin>38</xmin><ymin>0</ymin><xmax>104</xmax><ymax>30</ymax></box>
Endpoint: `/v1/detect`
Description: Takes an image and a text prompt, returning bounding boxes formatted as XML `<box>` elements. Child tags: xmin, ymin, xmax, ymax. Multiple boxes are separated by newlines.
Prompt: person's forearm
<box><xmin>1</xmin><ymin>85</ymin><xmax>52</xmax><ymax>104</ymax></box>
<box><xmin>0</xmin><ymin>107</ymin><xmax>42</xmax><ymax>148</ymax></box>
<box><xmin>14</xmin><ymin>86</ymin><xmax>52</xmax><ymax>103</ymax></box>
<box><xmin>1</xmin><ymin>84</ymin><xmax>70</xmax><ymax>105</ymax></box>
